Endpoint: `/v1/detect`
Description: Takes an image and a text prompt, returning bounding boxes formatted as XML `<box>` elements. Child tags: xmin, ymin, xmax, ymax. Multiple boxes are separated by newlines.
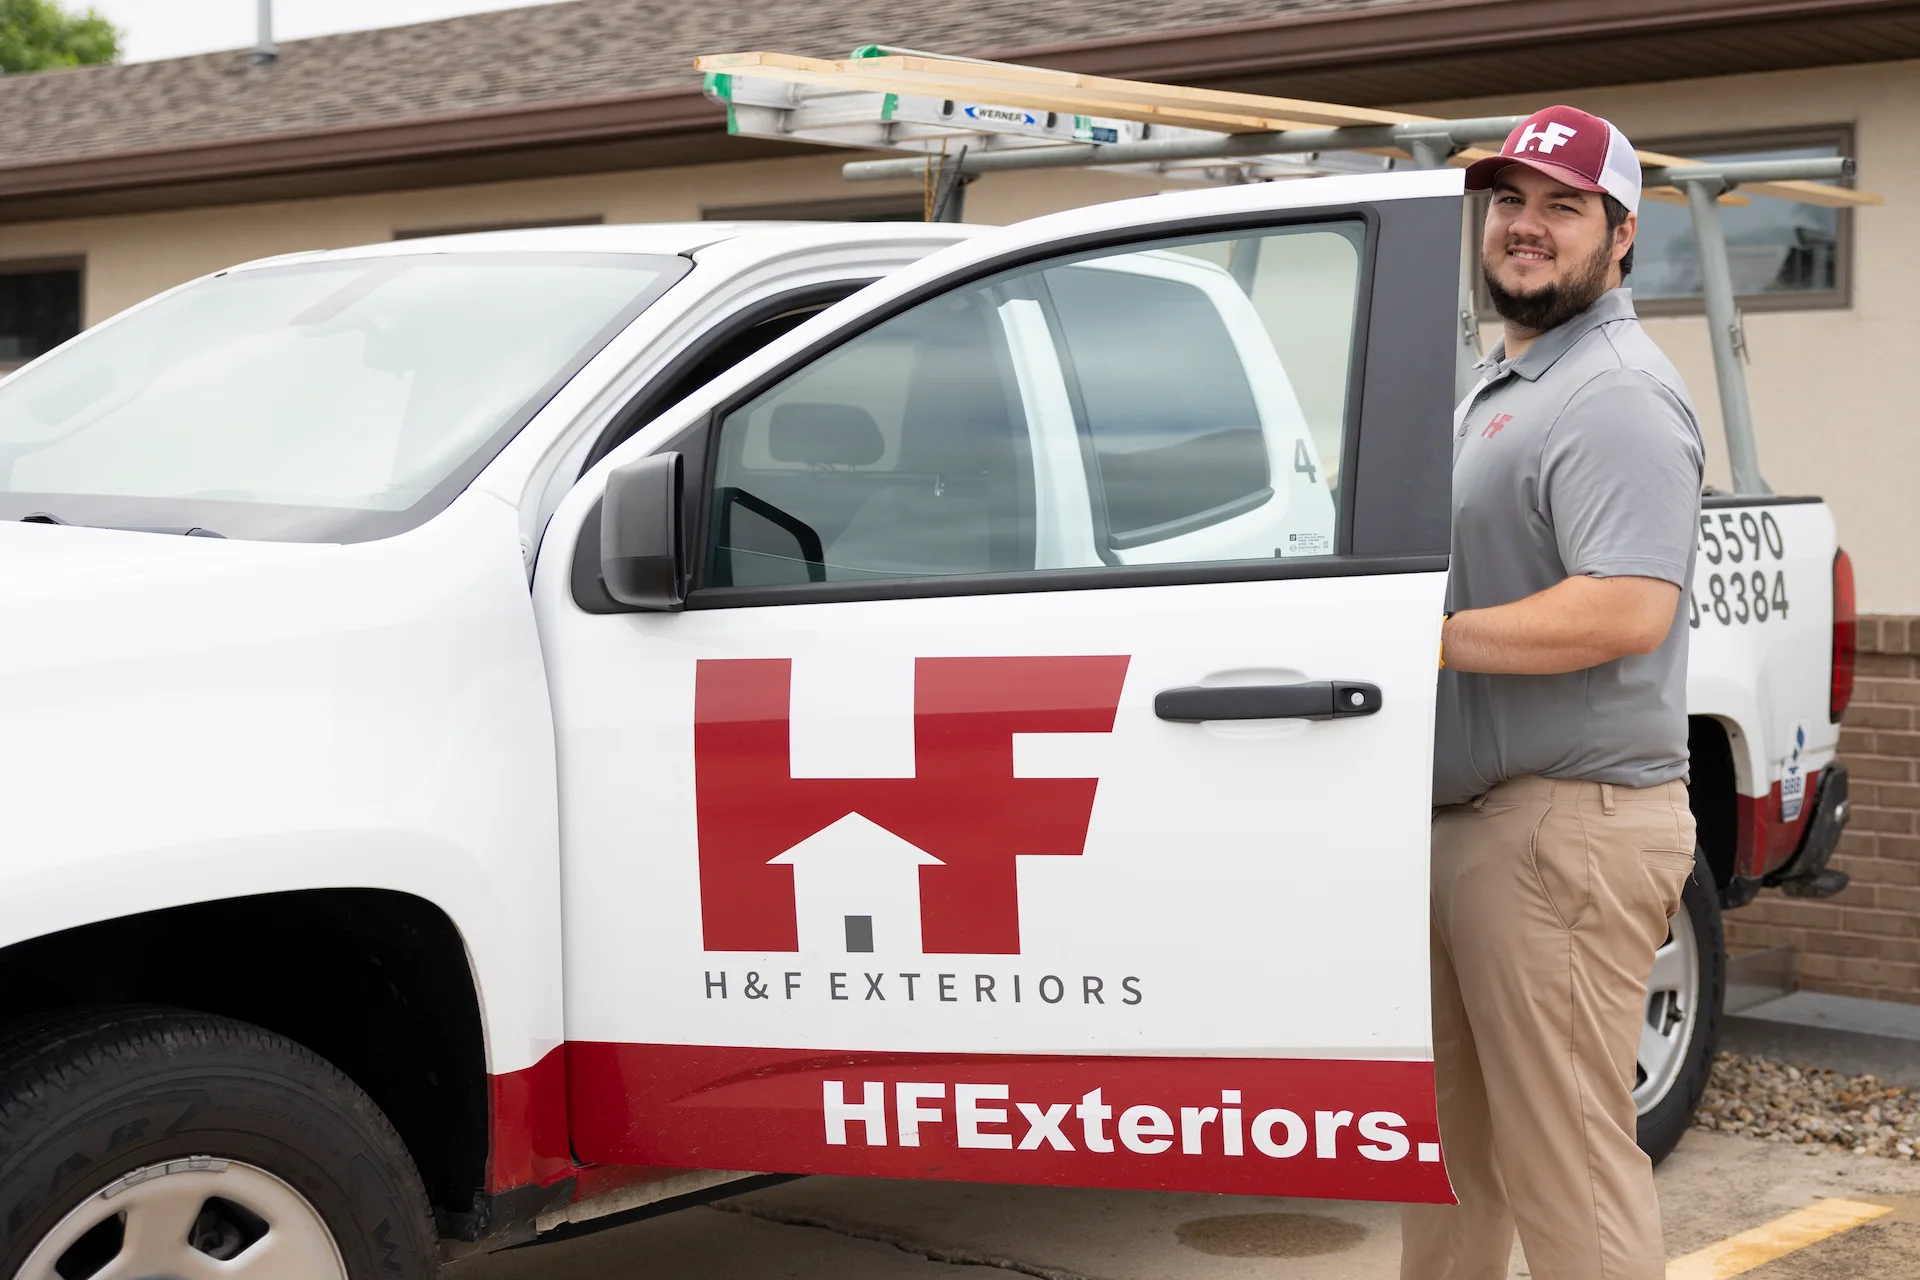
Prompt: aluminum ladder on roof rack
<box><xmin>698</xmin><ymin>48</ymin><xmax>1883</xmax><ymax>497</ymax></box>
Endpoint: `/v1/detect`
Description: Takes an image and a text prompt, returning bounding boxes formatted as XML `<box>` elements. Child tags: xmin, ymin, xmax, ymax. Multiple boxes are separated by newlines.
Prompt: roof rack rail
<box><xmin>697</xmin><ymin>48</ymin><xmax>1882</xmax><ymax>495</ymax></box>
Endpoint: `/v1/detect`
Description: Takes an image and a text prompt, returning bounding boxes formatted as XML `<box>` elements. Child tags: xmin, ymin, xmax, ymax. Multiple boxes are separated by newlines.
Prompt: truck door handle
<box><xmin>1153</xmin><ymin>681</ymin><xmax>1383</xmax><ymax>722</ymax></box>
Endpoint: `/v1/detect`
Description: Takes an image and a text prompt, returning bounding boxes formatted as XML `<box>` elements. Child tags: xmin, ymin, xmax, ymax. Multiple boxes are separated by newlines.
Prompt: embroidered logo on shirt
<box><xmin>1481</xmin><ymin>413</ymin><xmax>1513</xmax><ymax>439</ymax></box>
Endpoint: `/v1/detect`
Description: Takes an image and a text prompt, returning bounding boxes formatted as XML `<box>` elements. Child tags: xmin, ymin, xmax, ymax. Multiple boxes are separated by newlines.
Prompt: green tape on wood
<box><xmin>703</xmin><ymin>72</ymin><xmax>739</xmax><ymax>134</ymax></box>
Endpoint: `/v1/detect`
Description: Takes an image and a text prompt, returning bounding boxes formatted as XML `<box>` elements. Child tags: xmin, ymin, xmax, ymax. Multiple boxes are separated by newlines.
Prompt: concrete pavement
<box><xmin>454</xmin><ymin>1130</ymin><xmax>1920</xmax><ymax>1278</ymax></box>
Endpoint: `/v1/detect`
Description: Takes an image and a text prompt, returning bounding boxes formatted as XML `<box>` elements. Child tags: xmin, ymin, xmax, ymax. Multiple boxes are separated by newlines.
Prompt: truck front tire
<box><xmin>0</xmin><ymin>1007</ymin><xmax>437</xmax><ymax>1279</ymax></box>
<box><xmin>1634</xmin><ymin>846</ymin><xmax>1725</xmax><ymax>1164</ymax></box>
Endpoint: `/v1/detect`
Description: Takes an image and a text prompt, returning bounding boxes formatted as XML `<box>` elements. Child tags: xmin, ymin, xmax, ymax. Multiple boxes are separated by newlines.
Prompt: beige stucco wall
<box><xmin>2</xmin><ymin>56</ymin><xmax>1913</xmax><ymax>608</ymax></box>
<box><xmin>1414</xmin><ymin>59</ymin><xmax>1920</xmax><ymax>614</ymax></box>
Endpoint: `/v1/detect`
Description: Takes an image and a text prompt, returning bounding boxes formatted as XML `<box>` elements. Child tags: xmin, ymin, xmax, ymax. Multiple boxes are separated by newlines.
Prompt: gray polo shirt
<box><xmin>1433</xmin><ymin>288</ymin><xmax>1704</xmax><ymax>807</ymax></box>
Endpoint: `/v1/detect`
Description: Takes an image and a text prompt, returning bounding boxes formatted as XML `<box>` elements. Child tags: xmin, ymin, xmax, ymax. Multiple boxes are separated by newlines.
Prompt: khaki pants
<box><xmin>1401</xmin><ymin>775</ymin><xmax>1697</xmax><ymax>1280</ymax></box>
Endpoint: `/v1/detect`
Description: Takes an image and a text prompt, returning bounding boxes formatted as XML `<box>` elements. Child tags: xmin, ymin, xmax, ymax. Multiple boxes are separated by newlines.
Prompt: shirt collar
<box><xmin>1476</xmin><ymin>288</ymin><xmax>1638</xmax><ymax>382</ymax></box>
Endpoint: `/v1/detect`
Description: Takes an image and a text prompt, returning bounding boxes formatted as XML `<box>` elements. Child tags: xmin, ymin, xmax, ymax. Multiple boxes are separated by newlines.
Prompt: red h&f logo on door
<box><xmin>693</xmin><ymin>656</ymin><xmax>1129</xmax><ymax>955</ymax></box>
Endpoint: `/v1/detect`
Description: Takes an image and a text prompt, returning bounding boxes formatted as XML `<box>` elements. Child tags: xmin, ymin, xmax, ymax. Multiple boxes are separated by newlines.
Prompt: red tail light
<box><xmin>1832</xmin><ymin>547</ymin><xmax>1856</xmax><ymax>723</ymax></box>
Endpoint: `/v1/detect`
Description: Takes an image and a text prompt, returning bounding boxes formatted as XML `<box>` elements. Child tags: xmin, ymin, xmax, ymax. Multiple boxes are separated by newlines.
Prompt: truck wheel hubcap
<box><xmin>18</xmin><ymin>1157</ymin><xmax>348</xmax><ymax>1280</ymax></box>
<box><xmin>1635</xmin><ymin>906</ymin><xmax>1701</xmax><ymax>1116</ymax></box>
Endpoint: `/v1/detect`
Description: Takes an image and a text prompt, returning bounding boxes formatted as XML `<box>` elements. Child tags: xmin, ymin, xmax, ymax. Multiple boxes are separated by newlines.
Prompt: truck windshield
<box><xmin>0</xmin><ymin>251</ymin><xmax>688</xmax><ymax>542</ymax></box>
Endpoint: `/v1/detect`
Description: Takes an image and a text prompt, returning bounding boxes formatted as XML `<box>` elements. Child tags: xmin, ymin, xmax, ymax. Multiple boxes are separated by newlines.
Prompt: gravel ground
<box><xmin>1694</xmin><ymin>1051</ymin><xmax>1920</xmax><ymax>1159</ymax></box>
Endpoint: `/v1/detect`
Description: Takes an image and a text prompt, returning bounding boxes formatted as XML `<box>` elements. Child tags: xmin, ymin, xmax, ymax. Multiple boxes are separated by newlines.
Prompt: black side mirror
<box><xmin>600</xmin><ymin>452</ymin><xmax>684</xmax><ymax>610</ymax></box>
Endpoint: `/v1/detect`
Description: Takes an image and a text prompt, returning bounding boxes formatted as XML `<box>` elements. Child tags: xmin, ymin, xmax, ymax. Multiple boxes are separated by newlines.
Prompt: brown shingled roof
<box><xmin>0</xmin><ymin>0</ymin><xmax>1390</xmax><ymax>167</ymax></box>
<box><xmin>1</xmin><ymin>0</ymin><xmax>1915</xmax><ymax>221</ymax></box>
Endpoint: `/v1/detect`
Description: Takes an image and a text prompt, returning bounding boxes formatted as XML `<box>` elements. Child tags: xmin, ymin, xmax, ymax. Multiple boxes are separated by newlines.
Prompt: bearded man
<box><xmin>1402</xmin><ymin>107</ymin><xmax>1706</xmax><ymax>1280</ymax></box>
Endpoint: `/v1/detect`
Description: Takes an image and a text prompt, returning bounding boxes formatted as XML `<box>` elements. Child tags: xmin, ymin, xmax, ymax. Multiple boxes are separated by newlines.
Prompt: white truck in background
<box><xmin>0</xmin><ymin>166</ymin><xmax>1851</xmax><ymax>1279</ymax></box>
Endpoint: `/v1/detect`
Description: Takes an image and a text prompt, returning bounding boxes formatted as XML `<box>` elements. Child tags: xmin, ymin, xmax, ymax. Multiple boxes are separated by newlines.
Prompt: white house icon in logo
<box><xmin>769</xmin><ymin>812</ymin><xmax>943</xmax><ymax>954</ymax></box>
<box><xmin>1516</xmin><ymin>121</ymin><xmax>1578</xmax><ymax>154</ymax></box>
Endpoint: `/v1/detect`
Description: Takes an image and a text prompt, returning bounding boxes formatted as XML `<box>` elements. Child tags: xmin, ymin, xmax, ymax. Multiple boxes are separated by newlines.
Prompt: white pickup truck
<box><xmin>0</xmin><ymin>168</ymin><xmax>1852</xmax><ymax>1278</ymax></box>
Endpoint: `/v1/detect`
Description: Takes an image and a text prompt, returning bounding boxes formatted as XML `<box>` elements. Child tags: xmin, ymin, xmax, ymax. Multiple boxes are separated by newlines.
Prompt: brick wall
<box><xmin>1725</xmin><ymin>615</ymin><xmax>1920</xmax><ymax>1005</ymax></box>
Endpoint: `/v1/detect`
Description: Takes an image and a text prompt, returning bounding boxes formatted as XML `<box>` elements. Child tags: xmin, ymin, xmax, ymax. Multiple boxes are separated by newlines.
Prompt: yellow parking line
<box><xmin>1667</xmin><ymin>1197</ymin><xmax>1893</xmax><ymax>1279</ymax></box>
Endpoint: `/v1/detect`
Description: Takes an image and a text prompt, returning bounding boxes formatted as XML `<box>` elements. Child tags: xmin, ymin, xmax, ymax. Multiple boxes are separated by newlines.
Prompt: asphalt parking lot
<box><xmin>454</xmin><ymin>1129</ymin><xmax>1920</xmax><ymax>1279</ymax></box>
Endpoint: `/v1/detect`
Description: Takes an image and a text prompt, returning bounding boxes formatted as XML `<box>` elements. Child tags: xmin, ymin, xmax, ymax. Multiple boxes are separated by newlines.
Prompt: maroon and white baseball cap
<box><xmin>1463</xmin><ymin>105</ymin><xmax>1642</xmax><ymax>214</ymax></box>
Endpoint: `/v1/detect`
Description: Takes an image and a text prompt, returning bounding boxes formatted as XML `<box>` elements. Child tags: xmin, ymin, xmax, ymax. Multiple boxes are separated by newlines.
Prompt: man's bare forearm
<box><xmin>1442</xmin><ymin>574</ymin><xmax>1683</xmax><ymax>675</ymax></box>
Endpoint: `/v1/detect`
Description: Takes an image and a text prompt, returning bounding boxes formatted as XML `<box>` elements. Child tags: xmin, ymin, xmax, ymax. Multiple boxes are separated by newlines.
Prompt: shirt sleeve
<box><xmin>1539</xmin><ymin>369</ymin><xmax>1705</xmax><ymax>585</ymax></box>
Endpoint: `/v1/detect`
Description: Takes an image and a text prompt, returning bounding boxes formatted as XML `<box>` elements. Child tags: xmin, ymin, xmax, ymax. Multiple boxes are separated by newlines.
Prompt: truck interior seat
<box><xmin>766</xmin><ymin>402</ymin><xmax>886</xmax><ymax>467</ymax></box>
<box><xmin>823</xmin><ymin>326</ymin><xmax>1027</xmax><ymax>580</ymax></box>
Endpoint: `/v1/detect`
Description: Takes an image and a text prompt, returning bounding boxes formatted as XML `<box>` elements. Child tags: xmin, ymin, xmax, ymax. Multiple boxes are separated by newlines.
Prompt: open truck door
<box><xmin>534</xmin><ymin>168</ymin><xmax>1462</xmax><ymax>1202</ymax></box>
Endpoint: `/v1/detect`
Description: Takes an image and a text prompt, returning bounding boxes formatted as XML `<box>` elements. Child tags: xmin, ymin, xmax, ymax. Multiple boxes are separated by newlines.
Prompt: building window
<box><xmin>1474</xmin><ymin>127</ymin><xmax>1853</xmax><ymax>317</ymax></box>
<box><xmin>0</xmin><ymin>260</ymin><xmax>83</xmax><ymax>374</ymax></box>
<box><xmin>702</xmin><ymin>194</ymin><xmax>926</xmax><ymax>223</ymax></box>
<box><xmin>1632</xmin><ymin>128</ymin><xmax>1852</xmax><ymax>314</ymax></box>
<box><xmin>392</xmin><ymin>215</ymin><xmax>603</xmax><ymax>240</ymax></box>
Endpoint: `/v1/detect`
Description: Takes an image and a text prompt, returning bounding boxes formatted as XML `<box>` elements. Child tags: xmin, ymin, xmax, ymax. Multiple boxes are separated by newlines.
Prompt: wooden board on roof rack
<box><xmin>695</xmin><ymin>50</ymin><xmax>1881</xmax><ymax>210</ymax></box>
<box><xmin>700</xmin><ymin>52</ymin><xmax>1353</xmax><ymax>136</ymax></box>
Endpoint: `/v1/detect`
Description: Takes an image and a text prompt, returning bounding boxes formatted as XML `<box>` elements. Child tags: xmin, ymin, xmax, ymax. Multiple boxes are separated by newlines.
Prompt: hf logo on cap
<box><xmin>1515</xmin><ymin>121</ymin><xmax>1578</xmax><ymax>155</ymax></box>
<box><xmin>1463</xmin><ymin>105</ymin><xmax>1643</xmax><ymax>215</ymax></box>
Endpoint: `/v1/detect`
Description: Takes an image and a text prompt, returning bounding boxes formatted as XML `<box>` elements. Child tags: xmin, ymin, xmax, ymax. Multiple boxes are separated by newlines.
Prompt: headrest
<box><xmin>768</xmin><ymin>403</ymin><xmax>885</xmax><ymax>467</ymax></box>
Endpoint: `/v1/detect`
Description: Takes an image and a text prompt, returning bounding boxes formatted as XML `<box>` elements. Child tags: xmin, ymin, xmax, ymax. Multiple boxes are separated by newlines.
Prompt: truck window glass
<box><xmin>707</xmin><ymin>288</ymin><xmax>1026</xmax><ymax>585</ymax></box>
<box><xmin>1125</xmin><ymin>224</ymin><xmax>1362</xmax><ymax>506</ymax></box>
<box><xmin>0</xmin><ymin>252</ymin><xmax>685</xmax><ymax>542</ymax></box>
<box><xmin>583</xmin><ymin>285</ymin><xmax>872</xmax><ymax>475</ymax></box>
<box><xmin>1043</xmin><ymin>265</ymin><xmax>1270</xmax><ymax>540</ymax></box>
<box><xmin>701</xmin><ymin>219</ymin><xmax>1361</xmax><ymax>590</ymax></box>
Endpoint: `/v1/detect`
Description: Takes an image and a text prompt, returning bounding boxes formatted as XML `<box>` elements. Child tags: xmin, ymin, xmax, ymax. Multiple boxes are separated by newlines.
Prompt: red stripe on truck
<box><xmin>486</xmin><ymin>1043</ymin><xmax>574</xmax><ymax>1193</ymax></box>
<box><xmin>563</xmin><ymin>1042</ymin><xmax>1453</xmax><ymax>1204</ymax></box>
<box><xmin>1737</xmin><ymin>771</ymin><xmax>1819</xmax><ymax>880</ymax></box>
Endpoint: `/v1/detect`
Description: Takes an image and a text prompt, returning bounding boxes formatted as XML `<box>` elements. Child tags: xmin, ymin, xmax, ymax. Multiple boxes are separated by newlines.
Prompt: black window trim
<box><xmin>569</xmin><ymin>279</ymin><xmax>880</xmax><ymax>613</ymax></box>
<box><xmin>686</xmin><ymin>552</ymin><xmax>1450</xmax><ymax>609</ymax></box>
<box><xmin>1106</xmin><ymin>486</ymin><xmax>1276</xmax><ymax>551</ymax></box>
<box><xmin>569</xmin><ymin>196</ymin><xmax>1459</xmax><ymax>614</ymax></box>
<box><xmin>578</xmin><ymin>278</ymin><xmax>877</xmax><ymax>476</ymax></box>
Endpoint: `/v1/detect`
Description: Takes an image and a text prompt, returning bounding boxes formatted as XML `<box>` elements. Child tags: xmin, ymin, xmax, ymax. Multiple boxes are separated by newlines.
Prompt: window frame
<box><xmin>578</xmin><ymin>279</ymin><xmax>878</xmax><ymax>477</ymax></box>
<box><xmin>618</xmin><ymin>202</ymin><xmax>1461</xmax><ymax>613</ymax></box>
<box><xmin>1032</xmin><ymin>262</ymin><xmax>1269</xmax><ymax>556</ymax></box>
<box><xmin>1031</xmin><ymin>225</ymin><xmax>1366</xmax><ymax>556</ymax></box>
<box><xmin>701</xmin><ymin>194</ymin><xmax>929</xmax><ymax>223</ymax></box>
<box><xmin>700</xmin><ymin>274</ymin><xmax>1039</xmax><ymax>587</ymax></box>
<box><xmin>1471</xmin><ymin>124</ymin><xmax>1855</xmax><ymax>318</ymax></box>
<box><xmin>0</xmin><ymin>255</ymin><xmax>85</xmax><ymax>376</ymax></box>
<box><xmin>392</xmin><ymin>216</ymin><xmax>603</xmax><ymax>239</ymax></box>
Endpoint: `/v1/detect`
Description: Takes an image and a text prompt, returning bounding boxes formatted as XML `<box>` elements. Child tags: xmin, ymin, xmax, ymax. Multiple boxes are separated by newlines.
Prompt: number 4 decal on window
<box><xmin>1293</xmin><ymin>440</ymin><xmax>1318</xmax><ymax>484</ymax></box>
